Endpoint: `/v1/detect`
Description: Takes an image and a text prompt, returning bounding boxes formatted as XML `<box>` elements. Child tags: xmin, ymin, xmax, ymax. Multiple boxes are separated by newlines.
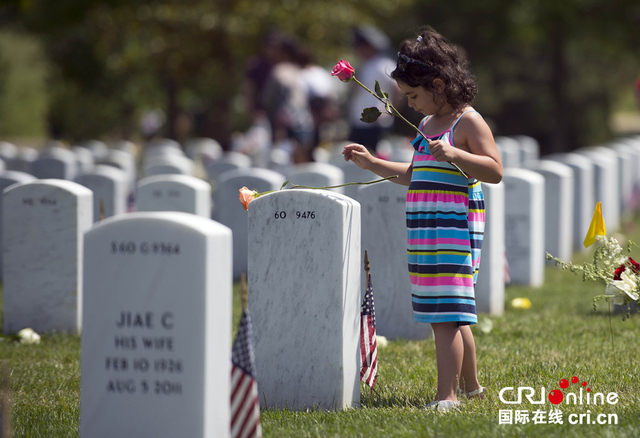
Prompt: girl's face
<box><xmin>397</xmin><ymin>81</ymin><xmax>439</xmax><ymax>116</ymax></box>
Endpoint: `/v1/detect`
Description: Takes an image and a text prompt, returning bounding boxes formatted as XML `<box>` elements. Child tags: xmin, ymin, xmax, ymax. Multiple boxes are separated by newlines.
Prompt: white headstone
<box><xmin>577</xmin><ymin>147</ymin><xmax>619</xmax><ymax>232</ymax></box>
<box><xmin>80</xmin><ymin>212</ymin><xmax>232</xmax><ymax>438</ymax></box>
<box><xmin>503</xmin><ymin>169</ymin><xmax>545</xmax><ymax>287</ymax></box>
<box><xmin>143</xmin><ymin>138</ymin><xmax>183</xmax><ymax>159</ymax></box>
<box><xmin>81</xmin><ymin>140</ymin><xmax>110</xmax><ymax>161</ymax></box>
<box><xmin>214</xmin><ymin>168</ymin><xmax>286</xmax><ymax>279</ymax></box>
<box><xmin>0</xmin><ymin>171</ymin><xmax>37</xmax><ymax>279</ymax></box>
<box><xmin>111</xmin><ymin>140</ymin><xmax>140</xmax><ymax>159</ymax></box>
<box><xmin>32</xmin><ymin>147</ymin><xmax>78</xmax><ymax>180</ymax></box>
<box><xmin>205</xmin><ymin>152</ymin><xmax>252</xmax><ymax>185</ymax></box>
<box><xmin>336</xmin><ymin>161</ymin><xmax>377</xmax><ymax>200</ymax></box>
<box><xmin>495</xmin><ymin>136</ymin><xmax>521</xmax><ymax>169</ymax></box>
<box><xmin>529</xmin><ymin>160</ymin><xmax>574</xmax><ymax>263</ymax></box>
<box><xmin>101</xmin><ymin>149</ymin><xmax>138</xmax><ymax>185</ymax></box>
<box><xmin>285</xmin><ymin>162</ymin><xmax>344</xmax><ymax>193</ymax></box>
<box><xmin>73</xmin><ymin>146</ymin><xmax>96</xmax><ymax>174</ymax></box>
<box><xmin>136</xmin><ymin>174</ymin><xmax>211</xmax><ymax>217</ymax></box>
<box><xmin>355</xmin><ymin>181</ymin><xmax>429</xmax><ymax>339</ymax></box>
<box><xmin>609</xmin><ymin>142</ymin><xmax>637</xmax><ymax>220</ymax></box>
<box><xmin>513</xmin><ymin>135</ymin><xmax>540</xmax><ymax>167</ymax></box>
<box><xmin>7</xmin><ymin>146</ymin><xmax>38</xmax><ymax>174</ymax></box>
<box><xmin>143</xmin><ymin>154</ymin><xmax>194</xmax><ymax>177</ymax></box>
<box><xmin>475</xmin><ymin>181</ymin><xmax>505</xmax><ymax>315</ymax></box>
<box><xmin>248</xmin><ymin>189</ymin><xmax>361</xmax><ymax>410</ymax></box>
<box><xmin>185</xmin><ymin>138</ymin><xmax>223</xmax><ymax>166</ymax></box>
<box><xmin>2</xmin><ymin>180</ymin><xmax>93</xmax><ymax>333</ymax></box>
<box><xmin>0</xmin><ymin>141</ymin><xmax>17</xmax><ymax>162</ymax></box>
<box><xmin>75</xmin><ymin>165</ymin><xmax>129</xmax><ymax>222</ymax></box>
<box><xmin>546</xmin><ymin>152</ymin><xmax>595</xmax><ymax>252</ymax></box>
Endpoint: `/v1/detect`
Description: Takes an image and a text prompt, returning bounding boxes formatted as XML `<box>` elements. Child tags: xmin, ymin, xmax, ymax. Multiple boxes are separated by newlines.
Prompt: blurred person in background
<box><xmin>347</xmin><ymin>25</ymin><xmax>399</xmax><ymax>152</ymax></box>
<box><xmin>261</xmin><ymin>32</ymin><xmax>315</xmax><ymax>163</ymax></box>
<box><xmin>298</xmin><ymin>46</ymin><xmax>341</xmax><ymax>151</ymax></box>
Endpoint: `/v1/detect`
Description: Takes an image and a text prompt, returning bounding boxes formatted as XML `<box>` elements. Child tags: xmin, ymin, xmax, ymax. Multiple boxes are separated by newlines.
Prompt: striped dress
<box><xmin>406</xmin><ymin>111</ymin><xmax>485</xmax><ymax>325</ymax></box>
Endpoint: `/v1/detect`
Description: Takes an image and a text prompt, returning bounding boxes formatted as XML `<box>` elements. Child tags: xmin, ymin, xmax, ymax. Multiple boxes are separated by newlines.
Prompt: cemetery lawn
<box><xmin>1</xmin><ymin>228</ymin><xmax>639</xmax><ymax>437</ymax></box>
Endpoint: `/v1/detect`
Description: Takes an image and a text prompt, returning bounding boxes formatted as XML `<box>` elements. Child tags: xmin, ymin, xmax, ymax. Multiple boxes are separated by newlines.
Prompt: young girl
<box><xmin>343</xmin><ymin>26</ymin><xmax>503</xmax><ymax>412</ymax></box>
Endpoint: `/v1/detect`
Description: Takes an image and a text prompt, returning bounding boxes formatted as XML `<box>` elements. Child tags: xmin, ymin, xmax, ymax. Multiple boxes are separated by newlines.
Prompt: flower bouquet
<box><xmin>546</xmin><ymin>202</ymin><xmax>639</xmax><ymax>319</ymax></box>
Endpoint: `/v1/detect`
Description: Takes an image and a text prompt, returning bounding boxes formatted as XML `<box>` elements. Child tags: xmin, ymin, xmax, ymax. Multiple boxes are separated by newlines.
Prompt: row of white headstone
<box><xmin>2</xmin><ymin>133</ymin><xmax>640</xmax><ymax>437</ymax></box>
<box><xmin>0</xmin><ymin>177</ymin><xmax>362</xmax><ymax>436</ymax></box>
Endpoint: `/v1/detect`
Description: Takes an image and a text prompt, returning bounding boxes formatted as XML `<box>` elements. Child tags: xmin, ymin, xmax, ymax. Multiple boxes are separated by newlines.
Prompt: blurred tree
<box><xmin>9</xmin><ymin>0</ymin><xmax>411</xmax><ymax>146</ymax></box>
<box><xmin>398</xmin><ymin>0</ymin><xmax>640</xmax><ymax>154</ymax></box>
<box><xmin>0</xmin><ymin>29</ymin><xmax>49</xmax><ymax>139</ymax></box>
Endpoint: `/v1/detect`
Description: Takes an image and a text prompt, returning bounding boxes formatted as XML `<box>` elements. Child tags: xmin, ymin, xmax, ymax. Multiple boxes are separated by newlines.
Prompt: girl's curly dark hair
<box><xmin>391</xmin><ymin>26</ymin><xmax>477</xmax><ymax>110</ymax></box>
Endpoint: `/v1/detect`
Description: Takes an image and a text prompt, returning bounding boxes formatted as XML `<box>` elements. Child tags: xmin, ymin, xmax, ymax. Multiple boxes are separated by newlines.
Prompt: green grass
<box><xmin>2</xmin><ymin>224</ymin><xmax>640</xmax><ymax>437</ymax></box>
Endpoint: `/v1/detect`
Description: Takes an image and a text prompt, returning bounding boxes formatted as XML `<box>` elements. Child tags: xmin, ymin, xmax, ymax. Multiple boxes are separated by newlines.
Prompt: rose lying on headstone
<box><xmin>239</xmin><ymin>186</ymin><xmax>258</xmax><ymax>211</ymax></box>
<box><xmin>17</xmin><ymin>327</ymin><xmax>41</xmax><ymax>344</ymax></box>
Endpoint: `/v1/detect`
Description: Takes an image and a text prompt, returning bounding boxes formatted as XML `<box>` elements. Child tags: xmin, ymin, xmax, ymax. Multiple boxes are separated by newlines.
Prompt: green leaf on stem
<box><xmin>361</xmin><ymin>107</ymin><xmax>382</xmax><ymax>123</ymax></box>
<box><xmin>280</xmin><ymin>180</ymin><xmax>289</xmax><ymax>190</ymax></box>
<box><xmin>374</xmin><ymin>81</ymin><xmax>388</xmax><ymax>100</ymax></box>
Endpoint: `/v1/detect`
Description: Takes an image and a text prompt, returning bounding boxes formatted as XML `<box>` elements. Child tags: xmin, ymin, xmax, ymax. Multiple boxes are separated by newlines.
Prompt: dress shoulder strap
<box><xmin>418</xmin><ymin>116</ymin><xmax>430</xmax><ymax>131</ymax></box>
<box><xmin>450</xmin><ymin>109</ymin><xmax>478</xmax><ymax>132</ymax></box>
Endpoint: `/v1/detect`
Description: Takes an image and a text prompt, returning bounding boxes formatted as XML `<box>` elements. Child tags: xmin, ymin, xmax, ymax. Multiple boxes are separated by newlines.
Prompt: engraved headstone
<box><xmin>546</xmin><ymin>153</ymin><xmax>595</xmax><ymax>252</ymax></box>
<box><xmin>248</xmin><ymin>189</ymin><xmax>361</xmax><ymax>410</ymax></box>
<box><xmin>80</xmin><ymin>212</ymin><xmax>232</xmax><ymax>438</ymax></box>
<box><xmin>2</xmin><ymin>180</ymin><xmax>93</xmax><ymax>333</ymax></box>
<box><xmin>355</xmin><ymin>181</ymin><xmax>429</xmax><ymax>339</ymax></box>
<box><xmin>214</xmin><ymin>167</ymin><xmax>286</xmax><ymax>279</ymax></box>
<box><xmin>75</xmin><ymin>165</ymin><xmax>129</xmax><ymax>222</ymax></box>
<box><xmin>0</xmin><ymin>171</ymin><xmax>37</xmax><ymax>279</ymax></box>
<box><xmin>136</xmin><ymin>175</ymin><xmax>212</xmax><ymax>217</ymax></box>
<box><xmin>32</xmin><ymin>146</ymin><xmax>78</xmax><ymax>180</ymax></box>
<box><xmin>503</xmin><ymin>169</ymin><xmax>545</xmax><ymax>287</ymax></box>
<box><xmin>529</xmin><ymin>160</ymin><xmax>574</xmax><ymax>263</ymax></box>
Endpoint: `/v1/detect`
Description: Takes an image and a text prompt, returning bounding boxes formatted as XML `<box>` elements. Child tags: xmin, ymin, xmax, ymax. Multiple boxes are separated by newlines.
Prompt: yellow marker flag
<box><xmin>583</xmin><ymin>202</ymin><xmax>606</xmax><ymax>247</ymax></box>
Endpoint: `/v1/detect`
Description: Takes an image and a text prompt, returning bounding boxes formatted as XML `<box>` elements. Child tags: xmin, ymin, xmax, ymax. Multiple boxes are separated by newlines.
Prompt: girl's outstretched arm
<box><xmin>342</xmin><ymin>144</ymin><xmax>413</xmax><ymax>186</ymax></box>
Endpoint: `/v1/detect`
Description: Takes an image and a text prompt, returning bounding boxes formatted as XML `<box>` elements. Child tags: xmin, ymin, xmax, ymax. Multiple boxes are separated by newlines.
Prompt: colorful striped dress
<box><xmin>406</xmin><ymin>111</ymin><xmax>485</xmax><ymax>325</ymax></box>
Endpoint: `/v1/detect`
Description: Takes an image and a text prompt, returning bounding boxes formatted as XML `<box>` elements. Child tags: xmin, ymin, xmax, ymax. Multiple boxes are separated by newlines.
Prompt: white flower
<box><xmin>377</xmin><ymin>335</ymin><xmax>388</xmax><ymax>348</ymax></box>
<box><xmin>17</xmin><ymin>328</ymin><xmax>41</xmax><ymax>345</ymax></box>
<box><xmin>477</xmin><ymin>317</ymin><xmax>494</xmax><ymax>334</ymax></box>
<box><xmin>605</xmin><ymin>271</ymin><xmax>640</xmax><ymax>305</ymax></box>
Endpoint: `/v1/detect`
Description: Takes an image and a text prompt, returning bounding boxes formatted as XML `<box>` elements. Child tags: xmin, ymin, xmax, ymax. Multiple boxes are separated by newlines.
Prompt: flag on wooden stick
<box><xmin>360</xmin><ymin>250</ymin><xmax>378</xmax><ymax>389</ymax></box>
<box><xmin>231</xmin><ymin>276</ymin><xmax>262</xmax><ymax>438</ymax></box>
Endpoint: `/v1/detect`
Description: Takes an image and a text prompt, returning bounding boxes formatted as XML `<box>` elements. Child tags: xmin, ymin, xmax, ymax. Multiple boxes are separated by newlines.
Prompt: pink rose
<box><xmin>239</xmin><ymin>186</ymin><xmax>257</xmax><ymax>211</ymax></box>
<box><xmin>331</xmin><ymin>60</ymin><xmax>355</xmax><ymax>82</ymax></box>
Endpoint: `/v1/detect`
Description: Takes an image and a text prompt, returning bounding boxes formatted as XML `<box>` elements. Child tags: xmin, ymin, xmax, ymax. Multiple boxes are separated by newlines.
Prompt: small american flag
<box><xmin>231</xmin><ymin>309</ymin><xmax>262</xmax><ymax>438</ymax></box>
<box><xmin>360</xmin><ymin>271</ymin><xmax>378</xmax><ymax>389</ymax></box>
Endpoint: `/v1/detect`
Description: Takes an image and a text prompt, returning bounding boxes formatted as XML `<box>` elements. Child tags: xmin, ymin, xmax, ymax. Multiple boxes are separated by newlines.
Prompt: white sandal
<box><xmin>463</xmin><ymin>386</ymin><xmax>485</xmax><ymax>399</ymax></box>
<box><xmin>425</xmin><ymin>399</ymin><xmax>461</xmax><ymax>412</ymax></box>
